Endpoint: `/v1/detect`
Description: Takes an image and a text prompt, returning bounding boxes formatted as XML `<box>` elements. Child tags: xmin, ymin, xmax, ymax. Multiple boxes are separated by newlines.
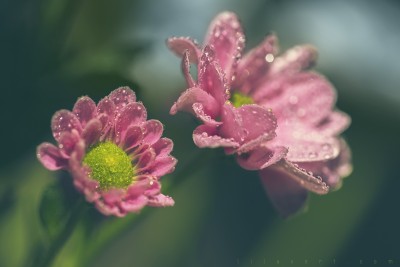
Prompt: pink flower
<box><xmin>168</xmin><ymin>12</ymin><xmax>352</xmax><ymax>216</ymax></box>
<box><xmin>37</xmin><ymin>87</ymin><xmax>176</xmax><ymax>217</ymax></box>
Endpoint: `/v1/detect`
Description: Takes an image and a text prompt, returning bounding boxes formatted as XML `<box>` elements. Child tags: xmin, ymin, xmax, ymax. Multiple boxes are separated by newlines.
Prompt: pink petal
<box><xmin>141</xmin><ymin>119</ymin><xmax>163</xmax><ymax>145</ymax></box>
<box><xmin>51</xmin><ymin>110</ymin><xmax>82</xmax><ymax>142</ymax></box>
<box><xmin>264</xmin><ymin>72</ymin><xmax>336</xmax><ymax>126</ymax></box>
<box><xmin>220</xmin><ymin>104</ymin><xmax>277</xmax><ymax>145</ymax></box>
<box><xmin>108</xmin><ymin>87</ymin><xmax>136</xmax><ymax>111</ymax></box>
<box><xmin>58</xmin><ymin>130</ymin><xmax>80</xmax><ymax>157</ymax></box>
<box><xmin>82</xmin><ymin>119</ymin><xmax>102</xmax><ymax>147</ymax></box>
<box><xmin>149</xmin><ymin>156</ymin><xmax>177</xmax><ymax>177</ymax></box>
<box><xmin>37</xmin><ymin>143</ymin><xmax>67</xmax><ymax>170</ymax></box>
<box><xmin>167</xmin><ymin>36</ymin><xmax>201</xmax><ymax>63</ymax></box>
<box><xmin>193</xmin><ymin>124</ymin><xmax>239</xmax><ymax>148</ymax></box>
<box><xmin>126</xmin><ymin>178</ymin><xmax>153</xmax><ymax>197</ymax></box>
<box><xmin>198</xmin><ymin>46</ymin><xmax>229</xmax><ymax>105</ymax></box>
<box><xmin>181</xmin><ymin>50</ymin><xmax>196</xmax><ymax>88</ymax></box>
<box><xmin>144</xmin><ymin>180</ymin><xmax>161</xmax><ymax>196</ymax></box>
<box><xmin>97</xmin><ymin>97</ymin><xmax>115</xmax><ymax>118</ymax></box>
<box><xmin>115</xmin><ymin>102</ymin><xmax>147</xmax><ymax>143</ymax></box>
<box><xmin>102</xmin><ymin>189</ymin><xmax>125</xmax><ymax>205</ymax></box>
<box><xmin>204</xmin><ymin>11</ymin><xmax>245</xmax><ymax>82</ymax></box>
<box><xmin>259</xmin><ymin>166</ymin><xmax>309</xmax><ymax>217</ymax></box>
<box><xmin>273</xmin><ymin>160</ymin><xmax>329</xmax><ymax>194</ymax></box>
<box><xmin>269</xmin><ymin>45</ymin><xmax>318</xmax><ymax>76</ymax></box>
<box><xmin>170</xmin><ymin>87</ymin><xmax>220</xmax><ymax>119</ymax></box>
<box><xmin>95</xmin><ymin>201</ymin><xmax>125</xmax><ymax>217</ymax></box>
<box><xmin>235</xmin><ymin>34</ymin><xmax>279</xmax><ymax>94</ymax></box>
<box><xmin>73</xmin><ymin>96</ymin><xmax>97</xmax><ymax>128</ymax></box>
<box><xmin>192</xmin><ymin>102</ymin><xmax>222</xmax><ymax>126</ymax></box>
<box><xmin>122</xmin><ymin>125</ymin><xmax>143</xmax><ymax>151</ymax></box>
<box><xmin>317</xmin><ymin>111</ymin><xmax>351</xmax><ymax>136</ymax></box>
<box><xmin>119</xmin><ymin>195</ymin><xmax>148</xmax><ymax>213</ymax></box>
<box><xmin>237</xmin><ymin>146</ymin><xmax>287</xmax><ymax>170</ymax></box>
<box><xmin>152</xmin><ymin>138</ymin><xmax>173</xmax><ymax>158</ymax></box>
<box><xmin>136</xmin><ymin>148</ymin><xmax>156</xmax><ymax>171</ymax></box>
<box><xmin>147</xmin><ymin>194</ymin><xmax>174</xmax><ymax>207</ymax></box>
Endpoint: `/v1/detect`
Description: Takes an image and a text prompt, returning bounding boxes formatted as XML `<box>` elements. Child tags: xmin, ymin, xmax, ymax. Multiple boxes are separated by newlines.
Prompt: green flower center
<box><xmin>83</xmin><ymin>142</ymin><xmax>135</xmax><ymax>190</ymax></box>
<box><xmin>230</xmin><ymin>92</ymin><xmax>254</xmax><ymax>107</ymax></box>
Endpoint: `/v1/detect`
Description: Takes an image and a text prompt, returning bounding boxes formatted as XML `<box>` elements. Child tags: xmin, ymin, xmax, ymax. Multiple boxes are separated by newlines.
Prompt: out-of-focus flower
<box><xmin>37</xmin><ymin>87</ymin><xmax>176</xmax><ymax>217</ymax></box>
<box><xmin>168</xmin><ymin>12</ymin><xmax>352</xmax><ymax>217</ymax></box>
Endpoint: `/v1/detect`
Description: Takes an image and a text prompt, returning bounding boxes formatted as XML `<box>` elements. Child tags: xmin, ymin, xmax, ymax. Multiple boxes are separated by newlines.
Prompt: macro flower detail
<box><xmin>37</xmin><ymin>87</ymin><xmax>176</xmax><ymax>217</ymax></box>
<box><xmin>168</xmin><ymin>11</ymin><xmax>352</xmax><ymax>217</ymax></box>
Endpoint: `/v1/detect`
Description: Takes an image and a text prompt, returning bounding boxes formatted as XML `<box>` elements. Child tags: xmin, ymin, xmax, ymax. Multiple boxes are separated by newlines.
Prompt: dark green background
<box><xmin>0</xmin><ymin>0</ymin><xmax>399</xmax><ymax>266</ymax></box>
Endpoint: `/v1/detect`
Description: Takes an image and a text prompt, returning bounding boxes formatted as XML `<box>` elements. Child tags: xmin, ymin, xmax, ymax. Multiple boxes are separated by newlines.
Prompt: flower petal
<box><xmin>220</xmin><ymin>104</ymin><xmax>277</xmax><ymax>145</ymax></box>
<box><xmin>37</xmin><ymin>143</ymin><xmax>67</xmax><ymax>170</ymax></box>
<box><xmin>141</xmin><ymin>120</ymin><xmax>163</xmax><ymax>145</ymax></box>
<box><xmin>269</xmin><ymin>45</ymin><xmax>318</xmax><ymax>76</ymax></box>
<box><xmin>193</xmin><ymin>124</ymin><xmax>239</xmax><ymax>148</ymax></box>
<box><xmin>273</xmin><ymin>160</ymin><xmax>329</xmax><ymax>194</ymax></box>
<box><xmin>237</xmin><ymin>146</ymin><xmax>287</xmax><ymax>170</ymax></box>
<box><xmin>108</xmin><ymin>87</ymin><xmax>136</xmax><ymax>111</ymax></box>
<box><xmin>51</xmin><ymin>110</ymin><xmax>82</xmax><ymax>142</ymax></box>
<box><xmin>58</xmin><ymin>130</ymin><xmax>80</xmax><ymax>157</ymax></box>
<box><xmin>167</xmin><ymin>36</ymin><xmax>201</xmax><ymax>63</ymax></box>
<box><xmin>317</xmin><ymin>111</ymin><xmax>351</xmax><ymax>136</ymax></box>
<box><xmin>136</xmin><ymin>148</ymin><xmax>156</xmax><ymax>172</ymax></box>
<box><xmin>235</xmin><ymin>34</ymin><xmax>279</xmax><ymax>94</ymax></box>
<box><xmin>152</xmin><ymin>138</ymin><xmax>173</xmax><ymax>158</ymax></box>
<box><xmin>119</xmin><ymin>195</ymin><xmax>148</xmax><ymax>213</ymax></box>
<box><xmin>204</xmin><ymin>11</ymin><xmax>245</xmax><ymax>82</ymax></box>
<box><xmin>198</xmin><ymin>46</ymin><xmax>229</xmax><ymax>105</ymax></box>
<box><xmin>181</xmin><ymin>50</ymin><xmax>195</xmax><ymax>87</ymax></box>
<box><xmin>82</xmin><ymin>118</ymin><xmax>102</xmax><ymax>147</ymax></box>
<box><xmin>263</xmin><ymin>72</ymin><xmax>336</xmax><ymax>126</ymax></box>
<box><xmin>192</xmin><ymin>102</ymin><xmax>222</xmax><ymax>126</ymax></box>
<box><xmin>122</xmin><ymin>125</ymin><xmax>143</xmax><ymax>151</ymax></box>
<box><xmin>149</xmin><ymin>156</ymin><xmax>177</xmax><ymax>177</ymax></box>
<box><xmin>73</xmin><ymin>96</ymin><xmax>97</xmax><ymax>128</ymax></box>
<box><xmin>147</xmin><ymin>194</ymin><xmax>175</xmax><ymax>207</ymax></box>
<box><xmin>170</xmin><ymin>87</ymin><xmax>220</xmax><ymax>119</ymax></box>
<box><xmin>259</xmin><ymin>166</ymin><xmax>309</xmax><ymax>218</ymax></box>
<box><xmin>115</xmin><ymin>102</ymin><xmax>147</xmax><ymax>143</ymax></box>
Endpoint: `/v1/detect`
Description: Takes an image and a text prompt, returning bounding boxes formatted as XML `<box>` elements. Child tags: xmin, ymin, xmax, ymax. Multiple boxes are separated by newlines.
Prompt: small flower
<box><xmin>168</xmin><ymin>12</ymin><xmax>352</xmax><ymax>216</ymax></box>
<box><xmin>37</xmin><ymin>87</ymin><xmax>177</xmax><ymax>217</ymax></box>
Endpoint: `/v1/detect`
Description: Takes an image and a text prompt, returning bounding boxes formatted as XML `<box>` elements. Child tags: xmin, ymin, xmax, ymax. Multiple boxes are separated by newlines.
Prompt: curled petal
<box><xmin>259</xmin><ymin>167</ymin><xmax>309</xmax><ymax>218</ymax></box>
<box><xmin>51</xmin><ymin>110</ymin><xmax>82</xmax><ymax>142</ymax></box>
<box><xmin>109</xmin><ymin>87</ymin><xmax>136</xmax><ymax>111</ymax></box>
<box><xmin>235</xmin><ymin>34</ymin><xmax>279</xmax><ymax>94</ymax></box>
<box><xmin>198</xmin><ymin>46</ymin><xmax>229</xmax><ymax>105</ymax></box>
<box><xmin>192</xmin><ymin>103</ymin><xmax>222</xmax><ymax>126</ymax></box>
<box><xmin>170</xmin><ymin>87</ymin><xmax>220</xmax><ymax>118</ymax></box>
<box><xmin>73</xmin><ymin>96</ymin><xmax>97</xmax><ymax>128</ymax></box>
<box><xmin>204</xmin><ymin>11</ymin><xmax>245</xmax><ymax>82</ymax></box>
<box><xmin>137</xmin><ymin>149</ymin><xmax>156</xmax><ymax>172</ymax></box>
<box><xmin>167</xmin><ymin>36</ymin><xmax>201</xmax><ymax>63</ymax></box>
<box><xmin>181</xmin><ymin>50</ymin><xmax>195</xmax><ymax>87</ymax></box>
<box><xmin>37</xmin><ymin>143</ymin><xmax>67</xmax><ymax>170</ymax></box>
<box><xmin>273</xmin><ymin>160</ymin><xmax>329</xmax><ymax>194</ymax></box>
<box><xmin>58</xmin><ymin>130</ymin><xmax>80</xmax><ymax>157</ymax></box>
<box><xmin>147</xmin><ymin>194</ymin><xmax>175</xmax><ymax>207</ymax></box>
<box><xmin>193</xmin><ymin>124</ymin><xmax>239</xmax><ymax>148</ymax></box>
<box><xmin>237</xmin><ymin>146</ymin><xmax>287</xmax><ymax>170</ymax></box>
<box><xmin>119</xmin><ymin>195</ymin><xmax>148</xmax><ymax>213</ymax></box>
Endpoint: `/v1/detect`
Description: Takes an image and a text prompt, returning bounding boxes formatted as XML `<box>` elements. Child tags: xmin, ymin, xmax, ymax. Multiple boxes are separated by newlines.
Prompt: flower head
<box><xmin>37</xmin><ymin>87</ymin><xmax>176</xmax><ymax>217</ymax></box>
<box><xmin>168</xmin><ymin>12</ymin><xmax>352</xmax><ymax>216</ymax></box>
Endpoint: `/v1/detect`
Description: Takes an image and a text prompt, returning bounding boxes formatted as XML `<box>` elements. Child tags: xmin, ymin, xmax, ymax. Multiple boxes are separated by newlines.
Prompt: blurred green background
<box><xmin>1</xmin><ymin>0</ymin><xmax>399</xmax><ymax>266</ymax></box>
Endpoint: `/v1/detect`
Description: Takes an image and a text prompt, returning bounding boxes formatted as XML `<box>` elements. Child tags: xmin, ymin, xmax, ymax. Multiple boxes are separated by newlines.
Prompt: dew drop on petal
<box><xmin>265</xmin><ymin>53</ymin><xmax>274</xmax><ymax>63</ymax></box>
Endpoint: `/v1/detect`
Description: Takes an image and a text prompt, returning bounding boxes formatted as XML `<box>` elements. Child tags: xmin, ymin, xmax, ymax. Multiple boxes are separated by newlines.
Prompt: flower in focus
<box><xmin>168</xmin><ymin>12</ymin><xmax>352</xmax><ymax>216</ymax></box>
<box><xmin>37</xmin><ymin>87</ymin><xmax>176</xmax><ymax>217</ymax></box>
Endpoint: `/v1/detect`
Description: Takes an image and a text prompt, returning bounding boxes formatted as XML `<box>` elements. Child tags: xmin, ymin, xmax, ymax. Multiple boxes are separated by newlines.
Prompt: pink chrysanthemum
<box><xmin>168</xmin><ymin>12</ymin><xmax>352</xmax><ymax>216</ymax></box>
<box><xmin>37</xmin><ymin>87</ymin><xmax>176</xmax><ymax>217</ymax></box>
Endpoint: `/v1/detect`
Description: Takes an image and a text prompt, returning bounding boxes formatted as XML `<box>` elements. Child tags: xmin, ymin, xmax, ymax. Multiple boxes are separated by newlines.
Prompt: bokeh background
<box><xmin>1</xmin><ymin>0</ymin><xmax>399</xmax><ymax>266</ymax></box>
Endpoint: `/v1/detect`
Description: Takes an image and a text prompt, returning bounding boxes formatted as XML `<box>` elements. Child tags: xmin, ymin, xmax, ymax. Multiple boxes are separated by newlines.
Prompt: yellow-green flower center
<box><xmin>230</xmin><ymin>92</ymin><xmax>254</xmax><ymax>107</ymax></box>
<box><xmin>83</xmin><ymin>141</ymin><xmax>135</xmax><ymax>190</ymax></box>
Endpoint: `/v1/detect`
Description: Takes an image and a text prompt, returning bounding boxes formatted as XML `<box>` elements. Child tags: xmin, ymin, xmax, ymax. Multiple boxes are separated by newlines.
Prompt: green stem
<box><xmin>36</xmin><ymin>198</ymin><xmax>86</xmax><ymax>267</ymax></box>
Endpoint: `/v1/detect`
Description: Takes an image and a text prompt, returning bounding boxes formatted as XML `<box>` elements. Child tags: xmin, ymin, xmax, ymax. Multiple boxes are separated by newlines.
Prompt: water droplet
<box><xmin>201</xmin><ymin>132</ymin><xmax>208</xmax><ymax>137</ymax></box>
<box><xmin>322</xmin><ymin>143</ymin><xmax>331</xmax><ymax>151</ymax></box>
<box><xmin>289</xmin><ymin>95</ymin><xmax>298</xmax><ymax>105</ymax></box>
<box><xmin>308</xmin><ymin>152</ymin><xmax>318</xmax><ymax>159</ymax></box>
<box><xmin>265</xmin><ymin>53</ymin><xmax>274</xmax><ymax>63</ymax></box>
